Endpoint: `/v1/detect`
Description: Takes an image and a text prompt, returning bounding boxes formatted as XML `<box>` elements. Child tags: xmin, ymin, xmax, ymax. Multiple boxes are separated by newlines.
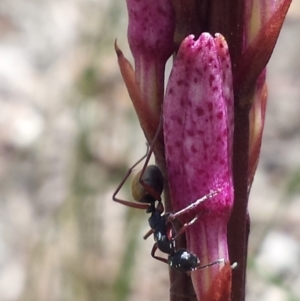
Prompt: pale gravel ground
<box><xmin>0</xmin><ymin>1</ymin><xmax>299</xmax><ymax>301</ymax></box>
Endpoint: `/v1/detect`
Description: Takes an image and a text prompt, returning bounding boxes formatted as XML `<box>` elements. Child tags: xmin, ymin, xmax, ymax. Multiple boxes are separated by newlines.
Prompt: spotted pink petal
<box><xmin>163</xmin><ymin>33</ymin><xmax>234</xmax><ymax>299</ymax></box>
<box><xmin>164</xmin><ymin>33</ymin><xmax>234</xmax><ymax>219</ymax></box>
<box><xmin>127</xmin><ymin>0</ymin><xmax>175</xmax><ymax>63</ymax></box>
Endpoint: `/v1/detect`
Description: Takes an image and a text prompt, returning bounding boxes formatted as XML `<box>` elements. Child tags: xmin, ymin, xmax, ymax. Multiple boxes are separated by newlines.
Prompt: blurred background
<box><xmin>0</xmin><ymin>1</ymin><xmax>299</xmax><ymax>301</ymax></box>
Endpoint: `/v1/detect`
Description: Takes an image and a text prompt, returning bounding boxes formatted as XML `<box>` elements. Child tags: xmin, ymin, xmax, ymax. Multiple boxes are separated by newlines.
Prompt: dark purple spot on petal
<box><xmin>175</xmin><ymin>140</ymin><xmax>181</xmax><ymax>148</ymax></box>
<box><xmin>187</xmin><ymin>129</ymin><xmax>194</xmax><ymax>136</ymax></box>
<box><xmin>191</xmin><ymin>144</ymin><xmax>197</xmax><ymax>153</ymax></box>
<box><xmin>196</xmin><ymin>107</ymin><xmax>204</xmax><ymax>117</ymax></box>
<box><xmin>217</xmin><ymin>111</ymin><xmax>223</xmax><ymax>119</ymax></box>
<box><xmin>209</xmin><ymin>74</ymin><xmax>215</xmax><ymax>87</ymax></box>
<box><xmin>196</xmin><ymin>168</ymin><xmax>205</xmax><ymax>175</ymax></box>
<box><xmin>207</xmin><ymin>102</ymin><xmax>213</xmax><ymax>111</ymax></box>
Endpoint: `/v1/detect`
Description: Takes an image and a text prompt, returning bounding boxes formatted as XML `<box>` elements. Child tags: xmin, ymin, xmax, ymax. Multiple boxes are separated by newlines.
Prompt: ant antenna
<box><xmin>194</xmin><ymin>258</ymin><xmax>225</xmax><ymax>271</ymax></box>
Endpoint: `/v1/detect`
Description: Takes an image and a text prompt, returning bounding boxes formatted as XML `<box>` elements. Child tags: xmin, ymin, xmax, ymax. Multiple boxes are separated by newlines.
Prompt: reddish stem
<box><xmin>227</xmin><ymin>105</ymin><xmax>250</xmax><ymax>301</ymax></box>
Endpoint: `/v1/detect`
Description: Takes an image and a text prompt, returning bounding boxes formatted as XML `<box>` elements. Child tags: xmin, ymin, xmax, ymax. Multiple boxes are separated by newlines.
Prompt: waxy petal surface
<box><xmin>164</xmin><ymin>33</ymin><xmax>234</xmax><ymax>220</ymax></box>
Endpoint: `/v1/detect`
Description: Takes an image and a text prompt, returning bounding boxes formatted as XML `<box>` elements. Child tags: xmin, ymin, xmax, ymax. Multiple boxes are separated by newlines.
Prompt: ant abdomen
<box><xmin>131</xmin><ymin>165</ymin><xmax>164</xmax><ymax>203</ymax></box>
<box><xmin>168</xmin><ymin>249</ymin><xmax>200</xmax><ymax>272</ymax></box>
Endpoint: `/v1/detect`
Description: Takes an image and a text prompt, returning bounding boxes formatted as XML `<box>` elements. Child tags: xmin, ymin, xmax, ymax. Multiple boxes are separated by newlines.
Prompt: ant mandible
<box><xmin>112</xmin><ymin>123</ymin><xmax>224</xmax><ymax>272</ymax></box>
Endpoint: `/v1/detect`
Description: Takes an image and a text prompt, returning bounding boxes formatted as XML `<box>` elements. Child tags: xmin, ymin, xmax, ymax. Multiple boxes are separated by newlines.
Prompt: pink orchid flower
<box><xmin>163</xmin><ymin>33</ymin><xmax>234</xmax><ymax>301</ymax></box>
<box><xmin>115</xmin><ymin>1</ymin><xmax>293</xmax><ymax>300</ymax></box>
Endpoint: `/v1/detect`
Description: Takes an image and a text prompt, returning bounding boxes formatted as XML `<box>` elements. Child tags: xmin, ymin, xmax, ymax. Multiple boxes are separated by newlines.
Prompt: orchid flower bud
<box><xmin>163</xmin><ymin>33</ymin><xmax>234</xmax><ymax>300</ymax></box>
<box><xmin>116</xmin><ymin>0</ymin><xmax>175</xmax><ymax>141</ymax></box>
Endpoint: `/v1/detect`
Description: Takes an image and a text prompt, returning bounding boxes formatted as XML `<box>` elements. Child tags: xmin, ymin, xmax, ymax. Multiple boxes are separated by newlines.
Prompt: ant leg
<box><xmin>167</xmin><ymin>189</ymin><xmax>221</xmax><ymax>222</ymax></box>
<box><xmin>151</xmin><ymin>243</ymin><xmax>168</xmax><ymax>264</ymax></box>
<box><xmin>165</xmin><ymin>191</ymin><xmax>220</xmax><ymax>242</ymax></box>
<box><xmin>143</xmin><ymin>228</ymin><xmax>153</xmax><ymax>240</ymax></box>
<box><xmin>194</xmin><ymin>258</ymin><xmax>225</xmax><ymax>271</ymax></box>
<box><xmin>171</xmin><ymin>214</ymin><xmax>200</xmax><ymax>241</ymax></box>
<box><xmin>137</xmin><ymin>117</ymin><xmax>164</xmax><ymax>202</ymax></box>
<box><xmin>112</xmin><ymin>146</ymin><xmax>150</xmax><ymax>210</ymax></box>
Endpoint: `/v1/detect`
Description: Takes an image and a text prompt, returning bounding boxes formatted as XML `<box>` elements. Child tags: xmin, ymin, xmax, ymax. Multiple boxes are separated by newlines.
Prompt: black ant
<box><xmin>112</xmin><ymin>127</ymin><xmax>224</xmax><ymax>272</ymax></box>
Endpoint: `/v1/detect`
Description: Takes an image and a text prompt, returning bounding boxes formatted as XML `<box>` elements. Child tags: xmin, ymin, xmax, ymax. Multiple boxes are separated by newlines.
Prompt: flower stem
<box><xmin>228</xmin><ymin>106</ymin><xmax>250</xmax><ymax>301</ymax></box>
